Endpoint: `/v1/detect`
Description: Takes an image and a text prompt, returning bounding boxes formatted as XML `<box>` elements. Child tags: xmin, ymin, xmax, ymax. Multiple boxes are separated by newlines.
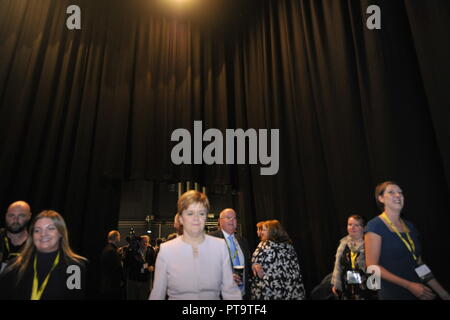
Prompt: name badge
<box><xmin>415</xmin><ymin>264</ymin><xmax>433</xmax><ymax>282</ymax></box>
<box><xmin>346</xmin><ymin>270</ymin><xmax>362</xmax><ymax>284</ymax></box>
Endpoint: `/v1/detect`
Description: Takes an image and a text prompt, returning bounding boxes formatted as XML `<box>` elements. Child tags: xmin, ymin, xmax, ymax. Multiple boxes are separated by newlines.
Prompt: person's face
<box><xmin>33</xmin><ymin>218</ymin><xmax>62</xmax><ymax>253</ymax></box>
<box><xmin>5</xmin><ymin>205</ymin><xmax>31</xmax><ymax>234</ymax></box>
<box><xmin>260</xmin><ymin>225</ymin><xmax>269</xmax><ymax>241</ymax></box>
<box><xmin>347</xmin><ymin>217</ymin><xmax>364</xmax><ymax>239</ymax></box>
<box><xmin>180</xmin><ymin>202</ymin><xmax>207</xmax><ymax>236</ymax></box>
<box><xmin>140</xmin><ymin>237</ymin><xmax>149</xmax><ymax>248</ymax></box>
<box><xmin>219</xmin><ymin>210</ymin><xmax>237</xmax><ymax>235</ymax></box>
<box><xmin>378</xmin><ymin>184</ymin><xmax>404</xmax><ymax>212</ymax></box>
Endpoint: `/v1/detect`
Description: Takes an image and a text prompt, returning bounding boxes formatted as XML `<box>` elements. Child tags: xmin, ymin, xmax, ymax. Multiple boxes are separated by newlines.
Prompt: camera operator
<box><xmin>123</xmin><ymin>233</ymin><xmax>155</xmax><ymax>300</ymax></box>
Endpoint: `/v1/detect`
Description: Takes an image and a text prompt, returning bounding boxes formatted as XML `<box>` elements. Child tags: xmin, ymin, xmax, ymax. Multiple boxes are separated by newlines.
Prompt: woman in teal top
<box><xmin>365</xmin><ymin>181</ymin><xmax>435</xmax><ymax>300</ymax></box>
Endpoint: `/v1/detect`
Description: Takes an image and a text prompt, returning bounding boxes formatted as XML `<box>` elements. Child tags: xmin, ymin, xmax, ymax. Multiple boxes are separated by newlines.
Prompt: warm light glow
<box><xmin>157</xmin><ymin>0</ymin><xmax>201</xmax><ymax>12</ymax></box>
<box><xmin>151</xmin><ymin>0</ymin><xmax>225</xmax><ymax>23</ymax></box>
<box><xmin>162</xmin><ymin>0</ymin><xmax>200</xmax><ymax>8</ymax></box>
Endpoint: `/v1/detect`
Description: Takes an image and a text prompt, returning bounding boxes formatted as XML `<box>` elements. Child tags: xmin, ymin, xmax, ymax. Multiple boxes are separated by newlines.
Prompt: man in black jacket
<box><xmin>1</xmin><ymin>201</ymin><xmax>32</xmax><ymax>274</ymax></box>
<box><xmin>100</xmin><ymin>230</ymin><xmax>124</xmax><ymax>299</ymax></box>
<box><xmin>209</xmin><ymin>208</ymin><xmax>251</xmax><ymax>299</ymax></box>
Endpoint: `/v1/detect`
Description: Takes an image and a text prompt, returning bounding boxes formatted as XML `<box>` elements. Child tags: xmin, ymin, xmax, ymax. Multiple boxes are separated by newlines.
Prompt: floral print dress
<box><xmin>250</xmin><ymin>240</ymin><xmax>306</xmax><ymax>300</ymax></box>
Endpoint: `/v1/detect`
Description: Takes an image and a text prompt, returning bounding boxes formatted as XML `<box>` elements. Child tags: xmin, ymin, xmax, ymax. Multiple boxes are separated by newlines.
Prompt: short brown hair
<box><xmin>375</xmin><ymin>181</ymin><xmax>400</xmax><ymax>211</ymax></box>
<box><xmin>264</xmin><ymin>220</ymin><xmax>291</xmax><ymax>243</ymax></box>
<box><xmin>177</xmin><ymin>190</ymin><xmax>210</xmax><ymax>215</ymax></box>
<box><xmin>348</xmin><ymin>214</ymin><xmax>366</xmax><ymax>227</ymax></box>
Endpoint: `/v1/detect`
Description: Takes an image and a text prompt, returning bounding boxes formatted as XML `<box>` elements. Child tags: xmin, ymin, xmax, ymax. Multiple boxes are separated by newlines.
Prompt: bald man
<box><xmin>100</xmin><ymin>230</ymin><xmax>125</xmax><ymax>299</ymax></box>
<box><xmin>0</xmin><ymin>201</ymin><xmax>32</xmax><ymax>273</ymax></box>
<box><xmin>209</xmin><ymin>208</ymin><xmax>251</xmax><ymax>299</ymax></box>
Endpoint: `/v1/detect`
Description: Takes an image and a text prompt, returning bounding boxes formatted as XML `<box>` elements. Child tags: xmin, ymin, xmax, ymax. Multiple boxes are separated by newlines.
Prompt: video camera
<box><xmin>125</xmin><ymin>227</ymin><xmax>141</xmax><ymax>252</ymax></box>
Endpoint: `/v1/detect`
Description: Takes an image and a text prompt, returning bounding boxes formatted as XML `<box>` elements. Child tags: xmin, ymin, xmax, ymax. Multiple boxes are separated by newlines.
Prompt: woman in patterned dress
<box><xmin>250</xmin><ymin>220</ymin><xmax>305</xmax><ymax>300</ymax></box>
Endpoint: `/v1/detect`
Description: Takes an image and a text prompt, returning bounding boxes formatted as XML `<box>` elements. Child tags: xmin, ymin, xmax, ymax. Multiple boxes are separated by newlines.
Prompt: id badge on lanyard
<box><xmin>414</xmin><ymin>264</ymin><xmax>434</xmax><ymax>283</ymax></box>
<box><xmin>346</xmin><ymin>270</ymin><xmax>362</xmax><ymax>284</ymax></box>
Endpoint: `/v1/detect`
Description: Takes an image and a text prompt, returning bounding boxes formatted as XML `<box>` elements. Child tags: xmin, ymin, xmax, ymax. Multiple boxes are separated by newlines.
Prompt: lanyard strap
<box><xmin>5</xmin><ymin>237</ymin><xmax>9</xmax><ymax>252</ymax></box>
<box><xmin>4</xmin><ymin>237</ymin><xmax>20</xmax><ymax>259</ymax></box>
<box><xmin>30</xmin><ymin>252</ymin><xmax>60</xmax><ymax>300</ymax></box>
<box><xmin>225</xmin><ymin>236</ymin><xmax>238</xmax><ymax>262</ymax></box>
<box><xmin>350</xmin><ymin>251</ymin><xmax>358</xmax><ymax>269</ymax></box>
<box><xmin>380</xmin><ymin>213</ymin><xmax>417</xmax><ymax>262</ymax></box>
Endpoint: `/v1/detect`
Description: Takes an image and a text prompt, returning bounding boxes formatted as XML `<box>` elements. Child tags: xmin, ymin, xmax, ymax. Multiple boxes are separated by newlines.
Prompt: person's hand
<box><xmin>252</xmin><ymin>264</ymin><xmax>265</xmax><ymax>279</ymax></box>
<box><xmin>233</xmin><ymin>273</ymin><xmax>242</xmax><ymax>285</ymax></box>
<box><xmin>407</xmin><ymin>282</ymin><xmax>436</xmax><ymax>300</ymax></box>
<box><xmin>332</xmin><ymin>286</ymin><xmax>339</xmax><ymax>297</ymax></box>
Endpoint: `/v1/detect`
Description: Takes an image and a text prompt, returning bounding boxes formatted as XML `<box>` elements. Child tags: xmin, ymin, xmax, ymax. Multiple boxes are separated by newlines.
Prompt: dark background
<box><xmin>1</xmin><ymin>0</ymin><xmax>450</xmax><ymax>297</ymax></box>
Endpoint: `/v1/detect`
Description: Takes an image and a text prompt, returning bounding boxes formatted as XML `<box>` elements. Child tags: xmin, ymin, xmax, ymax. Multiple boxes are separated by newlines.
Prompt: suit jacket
<box><xmin>208</xmin><ymin>229</ymin><xmax>251</xmax><ymax>299</ymax></box>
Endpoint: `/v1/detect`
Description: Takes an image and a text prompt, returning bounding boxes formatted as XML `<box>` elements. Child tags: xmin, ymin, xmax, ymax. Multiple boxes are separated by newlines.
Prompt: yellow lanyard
<box><xmin>380</xmin><ymin>213</ymin><xmax>417</xmax><ymax>262</ymax></box>
<box><xmin>30</xmin><ymin>252</ymin><xmax>60</xmax><ymax>300</ymax></box>
<box><xmin>4</xmin><ymin>237</ymin><xmax>9</xmax><ymax>252</ymax></box>
<box><xmin>4</xmin><ymin>237</ymin><xmax>20</xmax><ymax>258</ymax></box>
<box><xmin>350</xmin><ymin>251</ymin><xmax>358</xmax><ymax>269</ymax></box>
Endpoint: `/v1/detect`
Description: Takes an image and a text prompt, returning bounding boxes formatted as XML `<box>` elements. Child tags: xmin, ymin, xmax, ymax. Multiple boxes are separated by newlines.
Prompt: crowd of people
<box><xmin>0</xmin><ymin>181</ymin><xmax>449</xmax><ymax>300</ymax></box>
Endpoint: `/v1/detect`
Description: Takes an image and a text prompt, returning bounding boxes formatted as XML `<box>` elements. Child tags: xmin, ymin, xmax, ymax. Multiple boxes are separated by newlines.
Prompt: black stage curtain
<box><xmin>1</xmin><ymin>0</ymin><xmax>450</xmax><ymax>295</ymax></box>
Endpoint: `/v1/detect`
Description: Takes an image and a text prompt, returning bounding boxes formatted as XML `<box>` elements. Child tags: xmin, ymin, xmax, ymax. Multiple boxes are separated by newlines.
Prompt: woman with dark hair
<box><xmin>365</xmin><ymin>181</ymin><xmax>449</xmax><ymax>300</ymax></box>
<box><xmin>149</xmin><ymin>190</ymin><xmax>241</xmax><ymax>300</ymax></box>
<box><xmin>250</xmin><ymin>220</ymin><xmax>305</xmax><ymax>300</ymax></box>
<box><xmin>0</xmin><ymin>210</ymin><xmax>87</xmax><ymax>300</ymax></box>
<box><xmin>331</xmin><ymin>215</ymin><xmax>375</xmax><ymax>299</ymax></box>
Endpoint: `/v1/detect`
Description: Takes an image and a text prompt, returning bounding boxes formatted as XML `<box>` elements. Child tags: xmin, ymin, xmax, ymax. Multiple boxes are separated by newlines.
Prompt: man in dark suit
<box><xmin>209</xmin><ymin>208</ymin><xmax>251</xmax><ymax>299</ymax></box>
<box><xmin>100</xmin><ymin>230</ymin><xmax>124</xmax><ymax>299</ymax></box>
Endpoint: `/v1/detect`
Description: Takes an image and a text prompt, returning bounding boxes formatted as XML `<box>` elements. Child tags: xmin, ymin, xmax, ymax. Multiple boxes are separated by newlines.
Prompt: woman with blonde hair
<box><xmin>0</xmin><ymin>210</ymin><xmax>87</xmax><ymax>299</ymax></box>
<box><xmin>250</xmin><ymin>220</ymin><xmax>305</xmax><ymax>300</ymax></box>
<box><xmin>149</xmin><ymin>190</ymin><xmax>241</xmax><ymax>300</ymax></box>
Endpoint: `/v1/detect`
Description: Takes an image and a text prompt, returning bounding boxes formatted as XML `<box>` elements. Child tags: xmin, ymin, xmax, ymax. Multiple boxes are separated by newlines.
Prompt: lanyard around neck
<box><xmin>30</xmin><ymin>252</ymin><xmax>60</xmax><ymax>300</ymax></box>
<box><xmin>350</xmin><ymin>251</ymin><xmax>358</xmax><ymax>269</ymax></box>
<box><xmin>4</xmin><ymin>237</ymin><xmax>20</xmax><ymax>259</ymax></box>
<box><xmin>225</xmin><ymin>235</ymin><xmax>238</xmax><ymax>261</ymax></box>
<box><xmin>380</xmin><ymin>213</ymin><xmax>417</xmax><ymax>262</ymax></box>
